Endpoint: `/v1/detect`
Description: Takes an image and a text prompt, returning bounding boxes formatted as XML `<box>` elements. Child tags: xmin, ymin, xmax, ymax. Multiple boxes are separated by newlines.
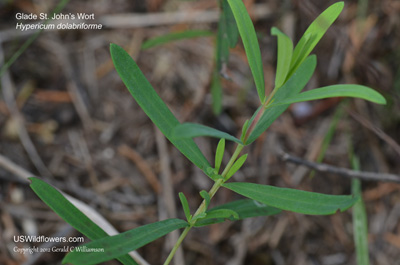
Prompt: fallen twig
<box><xmin>277</xmin><ymin>149</ymin><xmax>400</xmax><ymax>183</ymax></box>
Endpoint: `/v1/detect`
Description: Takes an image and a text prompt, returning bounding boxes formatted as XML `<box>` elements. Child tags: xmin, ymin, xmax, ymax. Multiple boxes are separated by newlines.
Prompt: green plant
<box><xmin>30</xmin><ymin>1</ymin><xmax>386</xmax><ymax>264</ymax></box>
<box><xmin>350</xmin><ymin>151</ymin><xmax>370</xmax><ymax>265</ymax></box>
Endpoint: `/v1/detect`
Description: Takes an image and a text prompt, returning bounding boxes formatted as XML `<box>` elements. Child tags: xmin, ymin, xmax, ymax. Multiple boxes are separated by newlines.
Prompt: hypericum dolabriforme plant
<box><xmin>30</xmin><ymin>1</ymin><xmax>386</xmax><ymax>264</ymax></box>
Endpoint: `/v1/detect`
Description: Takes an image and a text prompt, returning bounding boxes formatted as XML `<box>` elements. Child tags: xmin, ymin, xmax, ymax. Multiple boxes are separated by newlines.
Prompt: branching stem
<box><xmin>163</xmin><ymin>144</ymin><xmax>244</xmax><ymax>265</ymax></box>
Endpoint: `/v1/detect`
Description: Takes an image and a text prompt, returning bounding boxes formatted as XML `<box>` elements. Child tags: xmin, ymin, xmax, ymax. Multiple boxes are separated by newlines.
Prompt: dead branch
<box><xmin>277</xmin><ymin>149</ymin><xmax>400</xmax><ymax>183</ymax></box>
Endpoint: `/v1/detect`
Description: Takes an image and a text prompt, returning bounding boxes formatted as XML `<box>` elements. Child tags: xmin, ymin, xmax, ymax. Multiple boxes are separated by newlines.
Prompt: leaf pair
<box><xmin>179</xmin><ymin>191</ymin><xmax>211</xmax><ymax>223</ymax></box>
<box><xmin>226</xmin><ymin>1</ymin><xmax>344</xmax><ymax>101</ymax></box>
<box><xmin>180</xmin><ymin>191</ymin><xmax>281</xmax><ymax>228</ymax></box>
<box><xmin>271</xmin><ymin>2</ymin><xmax>345</xmax><ymax>88</ymax></box>
<box><xmin>245</xmin><ymin>55</ymin><xmax>317</xmax><ymax>144</ymax></box>
<box><xmin>173</xmin><ymin>1</ymin><xmax>385</xmax><ymax>147</ymax></box>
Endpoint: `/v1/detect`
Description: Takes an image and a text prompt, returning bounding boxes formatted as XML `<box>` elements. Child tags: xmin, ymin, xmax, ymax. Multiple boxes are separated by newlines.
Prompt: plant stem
<box><xmin>243</xmin><ymin>87</ymin><xmax>278</xmax><ymax>143</ymax></box>
<box><xmin>163</xmin><ymin>144</ymin><xmax>244</xmax><ymax>265</ymax></box>
<box><xmin>163</xmin><ymin>226</ymin><xmax>191</xmax><ymax>265</ymax></box>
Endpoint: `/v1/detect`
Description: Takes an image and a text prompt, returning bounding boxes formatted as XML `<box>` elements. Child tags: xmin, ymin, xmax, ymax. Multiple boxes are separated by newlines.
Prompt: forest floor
<box><xmin>1</xmin><ymin>0</ymin><xmax>400</xmax><ymax>264</ymax></box>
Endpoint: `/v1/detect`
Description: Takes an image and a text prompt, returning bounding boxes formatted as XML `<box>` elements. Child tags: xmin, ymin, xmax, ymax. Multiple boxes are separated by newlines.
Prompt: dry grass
<box><xmin>0</xmin><ymin>0</ymin><xmax>399</xmax><ymax>264</ymax></box>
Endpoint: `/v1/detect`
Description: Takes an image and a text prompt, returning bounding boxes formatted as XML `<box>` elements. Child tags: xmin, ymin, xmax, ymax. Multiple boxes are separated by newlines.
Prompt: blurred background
<box><xmin>0</xmin><ymin>0</ymin><xmax>399</xmax><ymax>264</ymax></box>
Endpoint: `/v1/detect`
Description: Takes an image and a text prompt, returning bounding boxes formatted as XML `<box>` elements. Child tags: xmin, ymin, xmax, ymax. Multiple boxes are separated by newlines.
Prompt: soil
<box><xmin>1</xmin><ymin>1</ymin><xmax>399</xmax><ymax>265</ymax></box>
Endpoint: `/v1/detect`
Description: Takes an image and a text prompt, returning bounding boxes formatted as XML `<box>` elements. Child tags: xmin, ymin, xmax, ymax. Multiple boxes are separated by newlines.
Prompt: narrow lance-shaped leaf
<box><xmin>222</xmin><ymin>0</ymin><xmax>239</xmax><ymax>48</ymax></box>
<box><xmin>215</xmin><ymin>138</ymin><xmax>225</xmax><ymax>173</ymax></box>
<box><xmin>228</xmin><ymin>0</ymin><xmax>265</xmax><ymax>102</ymax></box>
<box><xmin>63</xmin><ymin>219</ymin><xmax>188</xmax><ymax>265</ymax></box>
<box><xmin>110</xmin><ymin>44</ymin><xmax>212</xmax><ymax>178</ymax></box>
<box><xmin>246</xmin><ymin>55</ymin><xmax>317</xmax><ymax>144</ymax></box>
<box><xmin>213</xmin><ymin>11</ymin><xmax>229</xmax><ymax>115</ymax></box>
<box><xmin>223</xmin><ymin>182</ymin><xmax>358</xmax><ymax>215</ymax></box>
<box><xmin>271</xmin><ymin>27</ymin><xmax>293</xmax><ymax>88</ymax></box>
<box><xmin>29</xmin><ymin>177</ymin><xmax>138</xmax><ymax>265</ymax></box>
<box><xmin>216</xmin><ymin>11</ymin><xmax>230</xmax><ymax>71</ymax></box>
<box><xmin>179</xmin><ymin>192</ymin><xmax>192</xmax><ymax>222</ymax></box>
<box><xmin>197</xmin><ymin>209</ymin><xmax>239</xmax><ymax>223</ymax></box>
<box><xmin>351</xmin><ymin>156</ymin><xmax>370</xmax><ymax>265</ymax></box>
<box><xmin>289</xmin><ymin>2</ymin><xmax>344</xmax><ymax>77</ymax></box>
<box><xmin>172</xmin><ymin>122</ymin><xmax>243</xmax><ymax>144</ymax></box>
<box><xmin>191</xmin><ymin>213</ymin><xmax>207</xmax><ymax>222</ymax></box>
<box><xmin>226</xmin><ymin>153</ymin><xmax>248</xmax><ymax>180</ymax></box>
<box><xmin>200</xmin><ymin>190</ymin><xmax>211</xmax><ymax>209</ymax></box>
<box><xmin>141</xmin><ymin>30</ymin><xmax>213</xmax><ymax>50</ymax></box>
<box><xmin>240</xmin><ymin>119</ymin><xmax>250</xmax><ymax>142</ymax></box>
<box><xmin>269</xmin><ymin>84</ymin><xmax>386</xmax><ymax>106</ymax></box>
<box><xmin>195</xmin><ymin>199</ymin><xmax>281</xmax><ymax>227</ymax></box>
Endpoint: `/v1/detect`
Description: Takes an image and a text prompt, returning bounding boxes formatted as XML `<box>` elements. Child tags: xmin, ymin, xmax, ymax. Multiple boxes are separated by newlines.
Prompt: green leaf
<box><xmin>240</xmin><ymin>119</ymin><xmax>250</xmax><ymax>142</ymax></box>
<box><xmin>213</xmin><ymin>209</ymin><xmax>239</xmax><ymax>220</ymax></box>
<box><xmin>206</xmin><ymin>167</ymin><xmax>223</xmax><ymax>181</ymax></box>
<box><xmin>271</xmin><ymin>27</ymin><xmax>293</xmax><ymax>88</ymax></box>
<box><xmin>289</xmin><ymin>2</ymin><xmax>344</xmax><ymax>77</ymax></box>
<box><xmin>216</xmin><ymin>12</ymin><xmax>230</xmax><ymax>71</ymax></box>
<box><xmin>215</xmin><ymin>138</ymin><xmax>225</xmax><ymax>173</ymax></box>
<box><xmin>222</xmin><ymin>0</ymin><xmax>239</xmax><ymax>48</ymax></box>
<box><xmin>269</xmin><ymin>84</ymin><xmax>386</xmax><ymax>106</ymax></box>
<box><xmin>110</xmin><ymin>44</ymin><xmax>212</xmax><ymax>178</ymax></box>
<box><xmin>228</xmin><ymin>0</ymin><xmax>265</xmax><ymax>102</ymax></box>
<box><xmin>226</xmin><ymin>154</ymin><xmax>248</xmax><ymax>180</ymax></box>
<box><xmin>179</xmin><ymin>192</ymin><xmax>192</xmax><ymax>222</ymax></box>
<box><xmin>195</xmin><ymin>199</ymin><xmax>281</xmax><ymax>227</ymax></box>
<box><xmin>197</xmin><ymin>208</ymin><xmax>239</xmax><ymax>222</ymax></box>
<box><xmin>172</xmin><ymin>122</ymin><xmax>243</xmax><ymax>144</ymax></box>
<box><xmin>200</xmin><ymin>190</ymin><xmax>211</xmax><ymax>209</ymax></box>
<box><xmin>63</xmin><ymin>219</ymin><xmax>188</xmax><ymax>265</ymax></box>
<box><xmin>246</xmin><ymin>55</ymin><xmax>317</xmax><ymax>144</ymax></box>
<box><xmin>141</xmin><ymin>30</ymin><xmax>213</xmax><ymax>50</ymax></box>
<box><xmin>223</xmin><ymin>182</ymin><xmax>358</xmax><ymax>215</ymax></box>
<box><xmin>351</xmin><ymin>156</ymin><xmax>370</xmax><ymax>265</ymax></box>
<box><xmin>211</xmin><ymin>70</ymin><xmax>223</xmax><ymax>115</ymax></box>
<box><xmin>191</xmin><ymin>213</ymin><xmax>208</xmax><ymax>222</ymax></box>
<box><xmin>29</xmin><ymin>177</ymin><xmax>138</xmax><ymax>265</ymax></box>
